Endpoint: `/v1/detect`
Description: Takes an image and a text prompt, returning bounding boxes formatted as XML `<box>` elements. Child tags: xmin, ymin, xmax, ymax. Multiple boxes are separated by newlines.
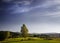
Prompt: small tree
<box><xmin>21</xmin><ymin>24</ymin><xmax>29</xmax><ymax>38</ymax></box>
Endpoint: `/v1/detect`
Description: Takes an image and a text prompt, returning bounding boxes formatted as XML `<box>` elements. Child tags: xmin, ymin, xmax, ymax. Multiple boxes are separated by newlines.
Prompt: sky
<box><xmin>0</xmin><ymin>0</ymin><xmax>60</xmax><ymax>33</ymax></box>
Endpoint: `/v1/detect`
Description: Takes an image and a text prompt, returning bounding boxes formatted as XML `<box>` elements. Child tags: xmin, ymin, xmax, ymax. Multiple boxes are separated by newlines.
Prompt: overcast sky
<box><xmin>0</xmin><ymin>0</ymin><xmax>60</xmax><ymax>33</ymax></box>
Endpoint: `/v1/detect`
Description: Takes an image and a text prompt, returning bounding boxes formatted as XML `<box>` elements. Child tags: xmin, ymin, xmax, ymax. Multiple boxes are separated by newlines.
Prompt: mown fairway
<box><xmin>0</xmin><ymin>38</ymin><xmax>60</xmax><ymax>43</ymax></box>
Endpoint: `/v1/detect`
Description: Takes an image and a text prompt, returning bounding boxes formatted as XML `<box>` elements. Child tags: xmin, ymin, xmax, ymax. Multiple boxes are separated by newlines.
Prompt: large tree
<box><xmin>21</xmin><ymin>24</ymin><xmax>29</xmax><ymax>37</ymax></box>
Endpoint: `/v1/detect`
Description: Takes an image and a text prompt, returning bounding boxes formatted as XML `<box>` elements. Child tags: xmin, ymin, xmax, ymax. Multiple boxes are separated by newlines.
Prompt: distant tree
<box><xmin>10</xmin><ymin>32</ymin><xmax>20</xmax><ymax>38</ymax></box>
<box><xmin>0</xmin><ymin>31</ymin><xmax>10</xmax><ymax>41</ymax></box>
<box><xmin>21</xmin><ymin>24</ymin><xmax>29</xmax><ymax>38</ymax></box>
<box><xmin>39</xmin><ymin>34</ymin><xmax>52</xmax><ymax>40</ymax></box>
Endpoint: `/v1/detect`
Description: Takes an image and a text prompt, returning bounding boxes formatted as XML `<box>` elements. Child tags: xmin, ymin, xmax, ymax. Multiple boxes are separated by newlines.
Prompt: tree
<box><xmin>0</xmin><ymin>31</ymin><xmax>10</xmax><ymax>41</ymax></box>
<box><xmin>39</xmin><ymin>34</ymin><xmax>52</xmax><ymax>40</ymax></box>
<box><xmin>21</xmin><ymin>24</ymin><xmax>29</xmax><ymax>37</ymax></box>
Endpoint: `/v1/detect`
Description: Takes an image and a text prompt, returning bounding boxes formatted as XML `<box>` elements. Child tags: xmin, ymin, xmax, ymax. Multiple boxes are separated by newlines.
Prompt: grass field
<box><xmin>1</xmin><ymin>40</ymin><xmax>60</xmax><ymax>43</ymax></box>
<box><xmin>0</xmin><ymin>38</ymin><xmax>60</xmax><ymax>43</ymax></box>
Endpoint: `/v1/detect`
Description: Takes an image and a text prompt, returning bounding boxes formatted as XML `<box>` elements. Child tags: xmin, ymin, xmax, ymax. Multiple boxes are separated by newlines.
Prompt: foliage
<box><xmin>10</xmin><ymin>32</ymin><xmax>20</xmax><ymax>38</ymax></box>
<box><xmin>21</xmin><ymin>24</ymin><xmax>29</xmax><ymax>37</ymax></box>
<box><xmin>0</xmin><ymin>31</ymin><xmax>10</xmax><ymax>41</ymax></box>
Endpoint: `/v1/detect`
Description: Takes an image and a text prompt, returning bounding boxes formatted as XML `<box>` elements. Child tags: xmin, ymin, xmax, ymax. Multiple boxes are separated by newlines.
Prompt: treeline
<box><xmin>0</xmin><ymin>31</ymin><xmax>50</xmax><ymax>41</ymax></box>
<box><xmin>0</xmin><ymin>31</ymin><xmax>60</xmax><ymax>41</ymax></box>
<box><xmin>0</xmin><ymin>31</ymin><xmax>19</xmax><ymax>41</ymax></box>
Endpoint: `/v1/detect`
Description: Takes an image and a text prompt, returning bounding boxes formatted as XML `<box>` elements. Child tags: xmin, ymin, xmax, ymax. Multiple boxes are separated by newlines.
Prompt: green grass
<box><xmin>0</xmin><ymin>38</ymin><xmax>60</xmax><ymax>43</ymax></box>
<box><xmin>1</xmin><ymin>40</ymin><xmax>60</xmax><ymax>43</ymax></box>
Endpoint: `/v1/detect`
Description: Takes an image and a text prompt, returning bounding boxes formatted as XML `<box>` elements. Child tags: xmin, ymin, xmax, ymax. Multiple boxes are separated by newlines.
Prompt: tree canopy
<box><xmin>21</xmin><ymin>24</ymin><xmax>29</xmax><ymax>37</ymax></box>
